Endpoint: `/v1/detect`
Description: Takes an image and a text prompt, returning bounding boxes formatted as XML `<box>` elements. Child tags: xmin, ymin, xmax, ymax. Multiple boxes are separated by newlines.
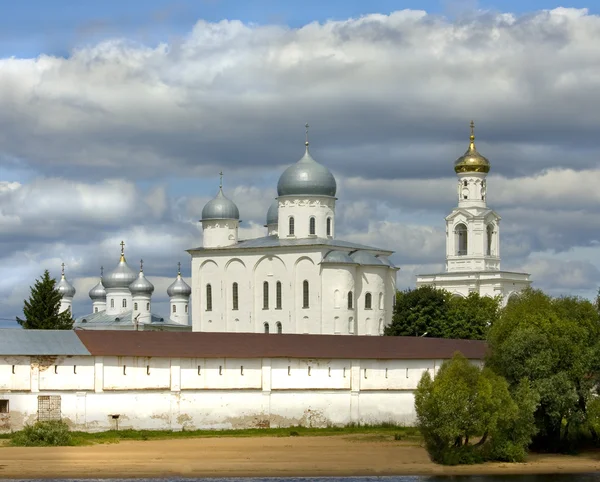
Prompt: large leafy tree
<box><xmin>486</xmin><ymin>288</ymin><xmax>600</xmax><ymax>451</ymax></box>
<box><xmin>385</xmin><ymin>286</ymin><xmax>499</xmax><ymax>340</ymax></box>
<box><xmin>16</xmin><ymin>270</ymin><xmax>74</xmax><ymax>330</ymax></box>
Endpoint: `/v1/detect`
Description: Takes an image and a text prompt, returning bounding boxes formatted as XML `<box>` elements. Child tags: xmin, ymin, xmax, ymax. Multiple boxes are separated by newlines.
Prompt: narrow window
<box><xmin>385</xmin><ymin>368</ymin><xmax>388</xmax><ymax>378</ymax></box>
<box><xmin>264</xmin><ymin>322</ymin><xmax>270</xmax><ymax>334</ymax></box>
<box><xmin>349</xmin><ymin>317</ymin><xmax>354</xmax><ymax>334</ymax></box>
<box><xmin>123</xmin><ymin>365</ymin><xmax>126</xmax><ymax>375</ymax></box>
<box><xmin>276</xmin><ymin>321</ymin><xmax>282</xmax><ymax>334</ymax></box>
<box><xmin>172</xmin><ymin>304</ymin><xmax>176</xmax><ymax>313</ymax></box>
<box><xmin>122</xmin><ymin>298</ymin><xmax>127</xmax><ymax>308</ymax></box>
<box><xmin>303</xmin><ymin>280</ymin><xmax>309</xmax><ymax>309</ymax></box>
<box><xmin>455</xmin><ymin>223</ymin><xmax>468</xmax><ymax>256</ymax></box>
<box><xmin>263</xmin><ymin>281</ymin><xmax>269</xmax><ymax>309</ymax></box>
<box><xmin>219</xmin><ymin>366</ymin><xmax>222</xmax><ymax>375</ymax></box>
<box><xmin>74</xmin><ymin>365</ymin><xmax>77</xmax><ymax>375</ymax></box>
<box><xmin>146</xmin><ymin>302</ymin><xmax>150</xmax><ymax>311</ymax></box>
<box><xmin>289</xmin><ymin>216</ymin><xmax>295</xmax><ymax>236</ymax></box>
<box><xmin>288</xmin><ymin>366</ymin><xmax>291</xmax><ymax>376</ymax></box>
<box><xmin>232</xmin><ymin>282</ymin><xmax>239</xmax><ymax>310</ymax></box>
<box><xmin>276</xmin><ymin>281</ymin><xmax>282</xmax><ymax>309</ymax></box>
<box><xmin>343</xmin><ymin>367</ymin><xmax>346</xmax><ymax>378</ymax></box>
<box><xmin>328</xmin><ymin>367</ymin><xmax>331</xmax><ymax>377</ymax></box>
<box><xmin>486</xmin><ymin>224</ymin><xmax>494</xmax><ymax>256</ymax></box>
<box><xmin>206</xmin><ymin>284</ymin><xmax>212</xmax><ymax>311</ymax></box>
<box><xmin>327</xmin><ymin>217</ymin><xmax>332</xmax><ymax>236</ymax></box>
<box><xmin>463</xmin><ymin>180</ymin><xmax>468</xmax><ymax>187</ymax></box>
<box><xmin>94</xmin><ymin>307</ymin><xmax>98</xmax><ymax>313</ymax></box>
<box><xmin>379</xmin><ymin>293</ymin><xmax>384</xmax><ymax>310</ymax></box>
<box><xmin>308</xmin><ymin>366</ymin><xmax>312</xmax><ymax>376</ymax></box>
<box><xmin>365</xmin><ymin>293</ymin><xmax>372</xmax><ymax>309</ymax></box>
<box><xmin>364</xmin><ymin>369</ymin><xmax>367</xmax><ymax>379</ymax></box>
<box><xmin>406</xmin><ymin>367</ymin><xmax>409</xmax><ymax>378</ymax></box>
<box><xmin>147</xmin><ymin>365</ymin><xmax>150</xmax><ymax>375</ymax></box>
<box><xmin>240</xmin><ymin>366</ymin><xmax>244</xmax><ymax>376</ymax></box>
<box><xmin>134</xmin><ymin>302</ymin><xmax>138</xmax><ymax>311</ymax></box>
<box><xmin>197</xmin><ymin>366</ymin><xmax>201</xmax><ymax>376</ymax></box>
<box><xmin>185</xmin><ymin>304</ymin><xmax>188</xmax><ymax>313</ymax></box>
<box><xmin>54</xmin><ymin>366</ymin><xmax>58</xmax><ymax>374</ymax></box>
<box><xmin>348</xmin><ymin>291</ymin><xmax>353</xmax><ymax>309</ymax></box>
<box><xmin>309</xmin><ymin>217</ymin><xmax>316</xmax><ymax>235</ymax></box>
<box><xmin>110</xmin><ymin>299</ymin><xmax>114</xmax><ymax>308</ymax></box>
<box><xmin>11</xmin><ymin>365</ymin><xmax>15</xmax><ymax>375</ymax></box>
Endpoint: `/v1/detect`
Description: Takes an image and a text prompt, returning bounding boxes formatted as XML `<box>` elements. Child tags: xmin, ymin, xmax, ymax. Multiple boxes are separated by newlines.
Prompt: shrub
<box><xmin>11</xmin><ymin>420</ymin><xmax>73</xmax><ymax>447</ymax></box>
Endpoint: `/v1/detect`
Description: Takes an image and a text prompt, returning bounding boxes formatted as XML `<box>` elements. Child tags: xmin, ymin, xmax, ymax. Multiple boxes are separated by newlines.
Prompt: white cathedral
<box><xmin>57</xmin><ymin>123</ymin><xmax>530</xmax><ymax>333</ymax></box>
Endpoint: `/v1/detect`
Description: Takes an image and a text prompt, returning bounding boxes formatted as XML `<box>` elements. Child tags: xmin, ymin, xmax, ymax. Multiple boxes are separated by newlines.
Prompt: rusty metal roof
<box><xmin>74</xmin><ymin>331</ymin><xmax>487</xmax><ymax>360</ymax></box>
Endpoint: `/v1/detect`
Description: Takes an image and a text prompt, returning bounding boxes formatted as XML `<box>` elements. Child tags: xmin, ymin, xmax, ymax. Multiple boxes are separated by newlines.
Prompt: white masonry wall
<box><xmin>0</xmin><ymin>354</ymin><xmax>471</xmax><ymax>432</ymax></box>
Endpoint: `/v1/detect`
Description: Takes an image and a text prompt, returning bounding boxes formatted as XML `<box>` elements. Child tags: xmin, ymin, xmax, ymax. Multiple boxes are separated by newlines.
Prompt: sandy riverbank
<box><xmin>0</xmin><ymin>435</ymin><xmax>600</xmax><ymax>478</ymax></box>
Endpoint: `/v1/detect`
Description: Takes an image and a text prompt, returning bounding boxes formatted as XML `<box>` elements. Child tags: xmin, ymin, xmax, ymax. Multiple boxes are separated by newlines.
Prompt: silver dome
<box><xmin>88</xmin><ymin>279</ymin><xmax>107</xmax><ymax>301</ymax></box>
<box><xmin>265</xmin><ymin>199</ymin><xmax>278</xmax><ymax>226</ymax></box>
<box><xmin>201</xmin><ymin>188</ymin><xmax>240</xmax><ymax>221</ymax></box>
<box><xmin>350</xmin><ymin>251</ymin><xmax>384</xmax><ymax>266</ymax></box>
<box><xmin>277</xmin><ymin>146</ymin><xmax>337</xmax><ymax>197</ymax></box>
<box><xmin>103</xmin><ymin>257</ymin><xmax>137</xmax><ymax>290</ymax></box>
<box><xmin>56</xmin><ymin>275</ymin><xmax>76</xmax><ymax>298</ymax></box>
<box><xmin>322</xmin><ymin>250</ymin><xmax>356</xmax><ymax>264</ymax></box>
<box><xmin>129</xmin><ymin>271</ymin><xmax>155</xmax><ymax>296</ymax></box>
<box><xmin>167</xmin><ymin>274</ymin><xmax>192</xmax><ymax>298</ymax></box>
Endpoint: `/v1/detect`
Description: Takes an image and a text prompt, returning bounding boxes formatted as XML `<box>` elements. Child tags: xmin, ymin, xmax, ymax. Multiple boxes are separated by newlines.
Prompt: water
<box><xmin>4</xmin><ymin>477</ymin><xmax>600</xmax><ymax>482</ymax></box>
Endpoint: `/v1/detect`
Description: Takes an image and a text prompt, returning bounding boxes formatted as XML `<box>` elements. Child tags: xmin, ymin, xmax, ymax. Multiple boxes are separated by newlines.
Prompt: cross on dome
<box><xmin>305</xmin><ymin>122</ymin><xmax>310</xmax><ymax>147</ymax></box>
<box><xmin>100</xmin><ymin>266</ymin><xmax>104</xmax><ymax>278</ymax></box>
<box><xmin>61</xmin><ymin>262</ymin><xmax>65</xmax><ymax>277</ymax></box>
<box><xmin>120</xmin><ymin>241</ymin><xmax>126</xmax><ymax>262</ymax></box>
<box><xmin>219</xmin><ymin>171</ymin><xmax>223</xmax><ymax>189</ymax></box>
<box><xmin>140</xmin><ymin>259</ymin><xmax>144</xmax><ymax>272</ymax></box>
<box><xmin>177</xmin><ymin>261</ymin><xmax>181</xmax><ymax>275</ymax></box>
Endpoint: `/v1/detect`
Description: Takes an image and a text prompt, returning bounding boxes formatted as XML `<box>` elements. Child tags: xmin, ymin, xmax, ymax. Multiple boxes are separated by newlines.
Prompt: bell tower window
<box><xmin>487</xmin><ymin>224</ymin><xmax>493</xmax><ymax>256</ymax></box>
<box><xmin>455</xmin><ymin>223</ymin><xmax>468</xmax><ymax>256</ymax></box>
<box><xmin>309</xmin><ymin>217</ymin><xmax>316</xmax><ymax>235</ymax></box>
<box><xmin>326</xmin><ymin>217</ymin><xmax>332</xmax><ymax>236</ymax></box>
<box><xmin>289</xmin><ymin>216</ymin><xmax>295</xmax><ymax>236</ymax></box>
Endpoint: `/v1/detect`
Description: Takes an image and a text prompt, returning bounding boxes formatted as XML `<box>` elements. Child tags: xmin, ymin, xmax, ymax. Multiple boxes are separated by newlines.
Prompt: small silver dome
<box><xmin>376</xmin><ymin>255</ymin><xmax>396</xmax><ymax>268</ymax></box>
<box><xmin>56</xmin><ymin>275</ymin><xmax>76</xmax><ymax>298</ymax></box>
<box><xmin>129</xmin><ymin>271</ymin><xmax>155</xmax><ymax>296</ymax></box>
<box><xmin>89</xmin><ymin>279</ymin><xmax>107</xmax><ymax>301</ymax></box>
<box><xmin>202</xmin><ymin>188</ymin><xmax>240</xmax><ymax>221</ymax></box>
<box><xmin>322</xmin><ymin>250</ymin><xmax>356</xmax><ymax>264</ymax></box>
<box><xmin>103</xmin><ymin>257</ymin><xmax>137</xmax><ymax>290</ymax></box>
<box><xmin>277</xmin><ymin>146</ymin><xmax>337</xmax><ymax>197</ymax></box>
<box><xmin>266</xmin><ymin>200</ymin><xmax>278</xmax><ymax>226</ymax></box>
<box><xmin>167</xmin><ymin>274</ymin><xmax>192</xmax><ymax>298</ymax></box>
<box><xmin>350</xmin><ymin>251</ymin><xmax>384</xmax><ymax>266</ymax></box>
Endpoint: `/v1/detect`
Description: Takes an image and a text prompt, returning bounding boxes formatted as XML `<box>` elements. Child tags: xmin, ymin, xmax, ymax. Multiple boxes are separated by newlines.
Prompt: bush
<box><xmin>11</xmin><ymin>420</ymin><xmax>73</xmax><ymax>447</ymax></box>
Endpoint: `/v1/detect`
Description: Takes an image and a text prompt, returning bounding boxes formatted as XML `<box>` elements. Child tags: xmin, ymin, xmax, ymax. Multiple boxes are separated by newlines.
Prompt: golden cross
<box><xmin>120</xmin><ymin>240</ymin><xmax>125</xmax><ymax>256</ymax></box>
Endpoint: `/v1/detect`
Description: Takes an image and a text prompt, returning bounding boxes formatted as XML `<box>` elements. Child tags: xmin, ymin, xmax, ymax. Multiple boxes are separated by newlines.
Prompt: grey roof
<box><xmin>89</xmin><ymin>279</ymin><xmax>107</xmax><ymax>301</ymax></box>
<box><xmin>322</xmin><ymin>250</ymin><xmax>356</xmax><ymax>264</ymax></box>
<box><xmin>265</xmin><ymin>199</ymin><xmax>278</xmax><ymax>226</ymax></box>
<box><xmin>129</xmin><ymin>271</ymin><xmax>155</xmax><ymax>295</ymax></box>
<box><xmin>376</xmin><ymin>255</ymin><xmax>396</xmax><ymax>268</ymax></box>
<box><xmin>75</xmin><ymin>309</ymin><xmax>171</xmax><ymax>326</ymax></box>
<box><xmin>103</xmin><ymin>257</ymin><xmax>137</xmax><ymax>290</ymax></box>
<box><xmin>167</xmin><ymin>274</ymin><xmax>192</xmax><ymax>297</ymax></box>
<box><xmin>56</xmin><ymin>276</ymin><xmax>76</xmax><ymax>298</ymax></box>
<box><xmin>0</xmin><ymin>329</ymin><xmax>90</xmax><ymax>355</ymax></box>
<box><xmin>188</xmin><ymin>235</ymin><xmax>393</xmax><ymax>255</ymax></box>
<box><xmin>277</xmin><ymin>146</ymin><xmax>337</xmax><ymax>197</ymax></box>
<box><xmin>351</xmin><ymin>250</ymin><xmax>385</xmax><ymax>266</ymax></box>
<box><xmin>202</xmin><ymin>188</ymin><xmax>240</xmax><ymax>221</ymax></box>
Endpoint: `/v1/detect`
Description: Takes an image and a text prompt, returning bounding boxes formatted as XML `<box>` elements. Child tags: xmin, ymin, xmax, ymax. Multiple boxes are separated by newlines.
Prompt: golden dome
<box><xmin>454</xmin><ymin>121</ymin><xmax>490</xmax><ymax>174</ymax></box>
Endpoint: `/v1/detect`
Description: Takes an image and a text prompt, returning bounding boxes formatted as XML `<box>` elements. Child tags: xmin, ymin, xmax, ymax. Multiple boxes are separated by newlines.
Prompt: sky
<box><xmin>1</xmin><ymin>1</ymin><xmax>600</xmax><ymax>326</ymax></box>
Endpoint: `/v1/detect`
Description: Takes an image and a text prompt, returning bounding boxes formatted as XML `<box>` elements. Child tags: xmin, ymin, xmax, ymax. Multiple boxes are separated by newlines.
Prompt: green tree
<box><xmin>415</xmin><ymin>352</ymin><xmax>538</xmax><ymax>465</ymax></box>
<box><xmin>385</xmin><ymin>286</ymin><xmax>499</xmax><ymax>340</ymax></box>
<box><xmin>487</xmin><ymin>288</ymin><xmax>600</xmax><ymax>451</ymax></box>
<box><xmin>16</xmin><ymin>270</ymin><xmax>74</xmax><ymax>330</ymax></box>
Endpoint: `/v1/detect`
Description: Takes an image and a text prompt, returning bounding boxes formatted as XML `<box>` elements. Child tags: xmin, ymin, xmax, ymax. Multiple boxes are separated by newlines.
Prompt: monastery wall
<box><xmin>0</xmin><ymin>354</ymin><xmax>463</xmax><ymax>432</ymax></box>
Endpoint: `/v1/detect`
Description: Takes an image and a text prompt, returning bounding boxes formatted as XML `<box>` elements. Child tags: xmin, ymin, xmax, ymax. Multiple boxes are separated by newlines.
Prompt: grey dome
<box><xmin>350</xmin><ymin>251</ymin><xmax>384</xmax><ymax>266</ymax></box>
<box><xmin>202</xmin><ymin>188</ymin><xmax>240</xmax><ymax>221</ymax></box>
<box><xmin>57</xmin><ymin>275</ymin><xmax>76</xmax><ymax>298</ymax></box>
<box><xmin>103</xmin><ymin>258</ymin><xmax>137</xmax><ymax>289</ymax></box>
<box><xmin>322</xmin><ymin>250</ymin><xmax>356</xmax><ymax>264</ymax></box>
<box><xmin>88</xmin><ymin>279</ymin><xmax>107</xmax><ymax>301</ymax></box>
<box><xmin>129</xmin><ymin>271</ymin><xmax>155</xmax><ymax>296</ymax></box>
<box><xmin>167</xmin><ymin>274</ymin><xmax>192</xmax><ymax>298</ymax></box>
<box><xmin>266</xmin><ymin>200</ymin><xmax>278</xmax><ymax>226</ymax></box>
<box><xmin>277</xmin><ymin>146</ymin><xmax>337</xmax><ymax>197</ymax></box>
<box><xmin>376</xmin><ymin>255</ymin><xmax>396</xmax><ymax>268</ymax></box>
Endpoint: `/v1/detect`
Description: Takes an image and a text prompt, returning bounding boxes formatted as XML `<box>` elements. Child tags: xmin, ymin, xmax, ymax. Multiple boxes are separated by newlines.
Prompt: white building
<box><xmin>72</xmin><ymin>244</ymin><xmax>192</xmax><ymax>331</ymax></box>
<box><xmin>187</xmin><ymin>131</ymin><xmax>399</xmax><ymax>336</ymax></box>
<box><xmin>0</xmin><ymin>330</ymin><xmax>485</xmax><ymax>432</ymax></box>
<box><xmin>416</xmin><ymin>122</ymin><xmax>531</xmax><ymax>305</ymax></box>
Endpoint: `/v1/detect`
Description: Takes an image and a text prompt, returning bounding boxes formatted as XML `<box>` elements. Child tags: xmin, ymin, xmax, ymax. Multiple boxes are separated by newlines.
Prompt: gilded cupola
<box><xmin>454</xmin><ymin>121</ymin><xmax>491</xmax><ymax>174</ymax></box>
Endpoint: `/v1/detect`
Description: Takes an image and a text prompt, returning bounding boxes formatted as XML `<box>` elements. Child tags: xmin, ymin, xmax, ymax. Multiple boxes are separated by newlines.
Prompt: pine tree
<box><xmin>16</xmin><ymin>270</ymin><xmax>74</xmax><ymax>330</ymax></box>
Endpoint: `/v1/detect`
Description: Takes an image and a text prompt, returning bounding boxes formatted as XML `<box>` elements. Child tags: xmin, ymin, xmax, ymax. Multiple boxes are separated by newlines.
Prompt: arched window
<box><xmin>365</xmin><ymin>293</ymin><xmax>372</xmax><ymax>309</ymax></box>
<box><xmin>263</xmin><ymin>281</ymin><xmax>269</xmax><ymax>309</ymax></box>
<box><xmin>134</xmin><ymin>302</ymin><xmax>138</xmax><ymax>311</ymax></box>
<box><xmin>486</xmin><ymin>224</ymin><xmax>494</xmax><ymax>256</ymax></box>
<box><xmin>146</xmin><ymin>302</ymin><xmax>150</xmax><ymax>311</ymax></box>
<box><xmin>379</xmin><ymin>292</ymin><xmax>384</xmax><ymax>310</ymax></box>
<box><xmin>185</xmin><ymin>304</ymin><xmax>188</xmax><ymax>313</ymax></box>
<box><xmin>309</xmin><ymin>217</ymin><xmax>316</xmax><ymax>235</ymax></box>
<box><xmin>122</xmin><ymin>299</ymin><xmax>127</xmax><ymax>308</ymax></box>
<box><xmin>349</xmin><ymin>317</ymin><xmax>355</xmax><ymax>334</ymax></box>
<box><xmin>276</xmin><ymin>281</ymin><xmax>282</xmax><ymax>309</ymax></box>
<box><xmin>348</xmin><ymin>291</ymin><xmax>353</xmax><ymax>309</ymax></box>
<box><xmin>327</xmin><ymin>217</ymin><xmax>332</xmax><ymax>236</ymax></box>
<box><xmin>303</xmin><ymin>280</ymin><xmax>309</xmax><ymax>309</ymax></box>
<box><xmin>455</xmin><ymin>223</ymin><xmax>468</xmax><ymax>256</ymax></box>
<box><xmin>232</xmin><ymin>282</ymin><xmax>239</xmax><ymax>310</ymax></box>
<box><xmin>264</xmin><ymin>322</ymin><xmax>270</xmax><ymax>334</ymax></box>
<box><xmin>206</xmin><ymin>284</ymin><xmax>212</xmax><ymax>311</ymax></box>
<box><xmin>110</xmin><ymin>299</ymin><xmax>114</xmax><ymax>308</ymax></box>
<box><xmin>172</xmin><ymin>304</ymin><xmax>176</xmax><ymax>313</ymax></box>
<box><xmin>94</xmin><ymin>307</ymin><xmax>98</xmax><ymax>313</ymax></box>
<box><xmin>289</xmin><ymin>216</ymin><xmax>295</xmax><ymax>236</ymax></box>
<box><xmin>276</xmin><ymin>322</ymin><xmax>282</xmax><ymax>334</ymax></box>
<box><xmin>334</xmin><ymin>290</ymin><xmax>341</xmax><ymax>309</ymax></box>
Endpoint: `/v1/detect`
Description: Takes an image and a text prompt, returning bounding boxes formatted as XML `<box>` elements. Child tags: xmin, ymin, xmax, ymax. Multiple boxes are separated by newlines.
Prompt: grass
<box><xmin>3</xmin><ymin>422</ymin><xmax>421</xmax><ymax>447</ymax></box>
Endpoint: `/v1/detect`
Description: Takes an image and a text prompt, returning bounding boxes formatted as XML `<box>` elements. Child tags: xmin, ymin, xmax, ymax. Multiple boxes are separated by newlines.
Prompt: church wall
<box><xmin>105</xmin><ymin>288</ymin><xmax>133</xmax><ymax>316</ymax></box>
<box><xmin>321</xmin><ymin>265</ymin><xmax>356</xmax><ymax>335</ymax></box>
<box><xmin>355</xmin><ymin>266</ymin><xmax>387</xmax><ymax>336</ymax></box>
<box><xmin>0</xmin><ymin>354</ymin><xmax>475</xmax><ymax>432</ymax></box>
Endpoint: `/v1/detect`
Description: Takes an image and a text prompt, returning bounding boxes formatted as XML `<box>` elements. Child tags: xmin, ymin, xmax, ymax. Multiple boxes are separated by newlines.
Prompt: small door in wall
<box><xmin>37</xmin><ymin>395</ymin><xmax>61</xmax><ymax>422</ymax></box>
